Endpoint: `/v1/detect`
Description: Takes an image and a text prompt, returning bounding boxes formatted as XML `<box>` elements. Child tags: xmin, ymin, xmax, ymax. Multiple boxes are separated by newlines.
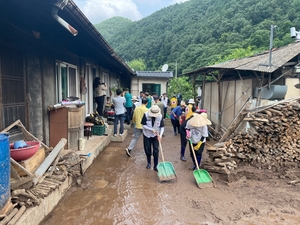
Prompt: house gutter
<box><xmin>51</xmin><ymin>0</ymin><xmax>78</xmax><ymax>36</ymax></box>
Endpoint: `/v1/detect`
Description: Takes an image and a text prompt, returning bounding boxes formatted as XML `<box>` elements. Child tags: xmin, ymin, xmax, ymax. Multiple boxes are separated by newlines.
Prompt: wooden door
<box><xmin>0</xmin><ymin>45</ymin><xmax>26</xmax><ymax>131</ymax></box>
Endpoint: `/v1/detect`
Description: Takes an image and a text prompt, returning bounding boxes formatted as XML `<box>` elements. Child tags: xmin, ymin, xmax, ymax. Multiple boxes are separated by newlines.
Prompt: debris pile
<box><xmin>204</xmin><ymin>98</ymin><xmax>300</xmax><ymax>174</ymax></box>
<box><xmin>0</xmin><ymin>120</ymin><xmax>84</xmax><ymax>225</ymax></box>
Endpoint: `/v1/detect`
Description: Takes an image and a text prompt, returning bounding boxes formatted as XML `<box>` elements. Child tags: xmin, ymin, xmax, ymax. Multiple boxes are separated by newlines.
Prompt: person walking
<box><xmin>112</xmin><ymin>88</ymin><xmax>126</xmax><ymax>137</ymax></box>
<box><xmin>124</xmin><ymin>88</ymin><xmax>133</xmax><ymax>125</ymax></box>
<box><xmin>170</xmin><ymin>101</ymin><xmax>186</xmax><ymax>135</ymax></box>
<box><xmin>141</xmin><ymin>105</ymin><xmax>164</xmax><ymax>171</ymax></box>
<box><xmin>170</xmin><ymin>95</ymin><xmax>178</xmax><ymax>110</ymax></box>
<box><xmin>186</xmin><ymin>113</ymin><xmax>211</xmax><ymax>170</ymax></box>
<box><xmin>125</xmin><ymin>97</ymin><xmax>148</xmax><ymax>157</ymax></box>
<box><xmin>161</xmin><ymin>93</ymin><xmax>168</xmax><ymax>119</ymax></box>
<box><xmin>93</xmin><ymin>77</ymin><xmax>107</xmax><ymax>116</ymax></box>
<box><xmin>153</xmin><ymin>95</ymin><xmax>164</xmax><ymax>117</ymax></box>
<box><xmin>177</xmin><ymin>92</ymin><xmax>183</xmax><ymax>106</ymax></box>
<box><xmin>144</xmin><ymin>92</ymin><xmax>152</xmax><ymax>109</ymax></box>
<box><xmin>179</xmin><ymin>106</ymin><xmax>196</xmax><ymax>161</ymax></box>
<box><xmin>138</xmin><ymin>91</ymin><xmax>144</xmax><ymax>104</ymax></box>
<box><xmin>185</xmin><ymin>99</ymin><xmax>195</xmax><ymax>120</ymax></box>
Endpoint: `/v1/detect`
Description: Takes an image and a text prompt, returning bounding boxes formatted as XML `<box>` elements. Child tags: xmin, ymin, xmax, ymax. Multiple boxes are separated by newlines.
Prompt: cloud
<box><xmin>82</xmin><ymin>0</ymin><xmax>143</xmax><ymax>23</ymax></box>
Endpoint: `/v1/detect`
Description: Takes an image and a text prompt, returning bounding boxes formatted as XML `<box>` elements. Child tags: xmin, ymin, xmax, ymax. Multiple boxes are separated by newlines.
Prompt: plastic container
<box><xmin>92</xmin><ymin>125</ymin><xmax>106</xmax><ymax>136</ymax></box>
<box><xmin>0</xmin><ymin>133</ymin><xmax>10</xmax><ymax>209</ymax></box>
<box><xmin>10</xmin><ymin>141</ymin><xmax>40</xmax><ymax>161</ymax></box>
<box><xmin>78</xmin><ymin>138</ymin><xmax>86</xmax><ymax>151</ymax></box>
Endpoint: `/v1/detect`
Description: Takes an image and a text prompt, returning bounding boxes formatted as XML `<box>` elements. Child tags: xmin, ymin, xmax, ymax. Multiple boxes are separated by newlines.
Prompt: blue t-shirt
<box><xmin>124</xmin><ymin>92</ymin><xmax>133</xmax><ymax>107</ymax></box>
<box><xmin>170</xmin><ymin>106</ymin><xmax>183</xmax><ymax>120</ymax></box>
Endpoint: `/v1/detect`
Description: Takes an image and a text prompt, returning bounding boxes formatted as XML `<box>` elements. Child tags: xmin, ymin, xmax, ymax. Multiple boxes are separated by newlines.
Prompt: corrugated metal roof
<box><xmin>136</xmin><ymin>71</ymin><xmax>173</xmax><ymax>78</ymax></box>
<box><xmin>182</xmin><ymin>41</ymin><xmax>300</xmax><ymax>76</ymax></box>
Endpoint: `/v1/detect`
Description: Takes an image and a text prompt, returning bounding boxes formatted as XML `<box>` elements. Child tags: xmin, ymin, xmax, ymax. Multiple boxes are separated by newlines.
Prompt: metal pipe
<box><xmin>51</xmin><ymin>6</ymin><xmax>78</xmax><ymax>36</ymax></box>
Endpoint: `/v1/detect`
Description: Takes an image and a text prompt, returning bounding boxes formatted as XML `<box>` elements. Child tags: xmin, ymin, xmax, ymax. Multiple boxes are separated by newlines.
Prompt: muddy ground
<box><xmin>41</xmin><ymin>122</ymin><xmax>300</xmax><ymax>225</ymax></box>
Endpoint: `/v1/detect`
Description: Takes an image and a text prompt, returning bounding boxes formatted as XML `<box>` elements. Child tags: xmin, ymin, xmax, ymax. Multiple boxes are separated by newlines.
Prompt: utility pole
<box><xmin>259</xmin><ymin>24</ymin><xmax>277</xmax><ymax>67</ymax></box>
<box><xmin>175</xmin><ymin>60</ymin><xmax>177</xmax><ymax>78</ymax></box>
<box><xmin>268</xmin><ymin>25</ymin><xmax>276</xmax><ymax>66</ymax></box>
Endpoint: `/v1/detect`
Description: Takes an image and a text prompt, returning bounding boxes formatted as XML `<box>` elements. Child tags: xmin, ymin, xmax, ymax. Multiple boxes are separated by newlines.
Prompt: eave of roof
<box><xmin>181</xmin><ymin>41</ymin><xmax>300</xmax><ymax>76</ymax></box>
<box><xmin>135</xmin><ymin>71</ymin><xmax>174</xmax><ymax>78</ymax></box>
<box><xmin>66</xmin><ymin>1</ymin><xmax>134</xmax><ymax>75</ymax></box>
<box><xmin>0</xmin><ymin>0</ymin><xmax>134</xmax><ymax>77</ymax></box>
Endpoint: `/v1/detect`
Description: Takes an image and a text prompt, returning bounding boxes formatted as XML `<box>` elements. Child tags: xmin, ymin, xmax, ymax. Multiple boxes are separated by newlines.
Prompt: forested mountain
<box><xmin>95</xmin><ymin>0</ymin><xmax>300</xmax><ymax>74</ymax></box>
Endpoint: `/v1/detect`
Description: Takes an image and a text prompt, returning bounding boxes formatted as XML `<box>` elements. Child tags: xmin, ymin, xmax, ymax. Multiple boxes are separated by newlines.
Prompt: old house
<box><xmin>0</xmin><ymin>0</ymin><xmax>134</xmax><ymax>145</ymax></box>
<box><xmin>182</xmin><ymin>41</ymin><xmax>300</xmax><ymax>132</ymax></box>
<box><xmin>131</xmin><ymin>71</ymin><xmax>173</xmax><ymax>97</ymax></box>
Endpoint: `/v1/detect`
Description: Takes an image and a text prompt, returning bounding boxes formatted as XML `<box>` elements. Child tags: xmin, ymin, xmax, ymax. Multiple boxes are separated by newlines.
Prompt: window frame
<box><xmin>56</xmin><ymin>61</ymin><xmax>78</xmax><ymax>102</ymax></box>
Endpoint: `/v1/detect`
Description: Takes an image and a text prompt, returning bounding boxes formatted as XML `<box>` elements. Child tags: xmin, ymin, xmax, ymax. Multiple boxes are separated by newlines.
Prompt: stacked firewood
<box><xmin>203</xmin><ymin>98</ymin><xmax>300</xmax><ymax>174</ymax></box>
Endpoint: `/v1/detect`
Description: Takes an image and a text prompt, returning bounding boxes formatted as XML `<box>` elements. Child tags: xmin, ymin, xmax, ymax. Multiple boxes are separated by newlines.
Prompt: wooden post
<box><xmin>219</xmin><ymin>98</ymin><xmax>252</xmax><ymax>142</ymax></box>
<box><xmin>217</xmin><ymin>71</ymin><xmax>222</xmax><ymax>132</ymax></box>
<box><xmin>201</xmin><ymin>73</ymin><xmax>206</xmax><ymax>109</ymax></box>
<box><xmin>193</xmin><ymin>74</ymin><xmax>196</xmax><ymax>101</ymax></box>
<box><xmin>255</xmin><ymin>72</ymin><xmax>264</xmax><ymax>107</ymax></box>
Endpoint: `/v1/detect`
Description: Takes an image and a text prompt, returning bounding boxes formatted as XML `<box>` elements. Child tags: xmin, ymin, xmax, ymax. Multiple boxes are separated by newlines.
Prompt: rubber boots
<box><xmin>196</xmin><ymin>155</ymin><xmax>202</xmax><ymax>167</ymax></box>
<box><xmin>146</xmin><ymin>155</ymin><xmax>151</xmax><ymax>169</ymax></box>
<box><xmin>180</xmin><ymin>146</ymin><xmax>186</xmax><ymax>161</ymax></box>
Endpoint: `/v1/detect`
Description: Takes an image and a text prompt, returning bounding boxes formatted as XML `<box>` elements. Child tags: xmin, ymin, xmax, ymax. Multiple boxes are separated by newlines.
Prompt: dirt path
<box><xmin>41</xmin><ymin>124</ymin><xmax>300</xmax><ymax>225</ymax></box>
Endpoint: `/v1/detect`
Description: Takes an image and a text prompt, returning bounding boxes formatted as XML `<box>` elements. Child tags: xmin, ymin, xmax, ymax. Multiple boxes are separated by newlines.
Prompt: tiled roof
<box><xmin>182</xmin><ymin>41</ymin><xmax>300</xmax><ymax>76</ymax></box>
<box><xmin>135</xmin><ymin>71</ymin><xmax>173</xmax><ymax>78</ymax></box>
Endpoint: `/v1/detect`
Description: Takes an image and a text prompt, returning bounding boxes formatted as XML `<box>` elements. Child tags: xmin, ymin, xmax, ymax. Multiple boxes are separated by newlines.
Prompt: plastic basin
<box><xmin>10</xmin><ymin>141</ymin><xmax>40</xmax><ymax>161</ymax></box>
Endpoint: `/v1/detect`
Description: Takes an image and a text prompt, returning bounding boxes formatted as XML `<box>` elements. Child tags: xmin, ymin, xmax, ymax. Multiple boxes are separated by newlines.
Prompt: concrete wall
<box><xmin>0</xmin><ymin>21</ymin><xmax>129</xmax><ymax>146</ymax></box>
<box><xmin>131</xmin><ymin>77</ymin><xmax>168</xmax><ymax>97</ymax></box>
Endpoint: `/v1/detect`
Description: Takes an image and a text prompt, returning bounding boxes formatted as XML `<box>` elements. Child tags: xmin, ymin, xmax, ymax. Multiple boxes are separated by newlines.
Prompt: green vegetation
<box><xmin>168</xmin><ymin>77</ymin><xmax>194</xmax><ymax>100</ymax></box>
<box><xmin>127</xmin><ymin>58</ymin><xmax>147</xmax><ymax>71</ymax></box>
<box><xmin>95</xmin><ymin>0</ymin><xmax>296</xmax><ymax>75</ymax></box>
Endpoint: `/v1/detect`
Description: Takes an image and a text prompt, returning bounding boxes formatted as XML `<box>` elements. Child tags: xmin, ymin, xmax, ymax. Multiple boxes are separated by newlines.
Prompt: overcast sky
<box><xmin>73</xmin><ymin>0</ymin><xmax>189</xmax><ymax>24</ymax></box>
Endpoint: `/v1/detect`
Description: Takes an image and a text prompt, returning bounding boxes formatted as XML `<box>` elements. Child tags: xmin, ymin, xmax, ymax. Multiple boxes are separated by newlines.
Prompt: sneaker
<box><xmin>125</xmin><ymin>148</ymin><xmax>131</xmax><ymax>157</ymax></box>
<box><xmin>180</xmin><ymin>156</ymin><xmax>187</xmax><ymax>161</ymax></box>
<box><xmin>153</xmin><ymin>166</ymin><xmax>158</xmax><ymax>172</ymax></box>
<box><xmin>131</xmin><ymin>134</ymin><xmax>135</xmax><ymax>137</ymax></box>
<box><xmin>113</xmin><ymin>134</ymin><xmax>117</xmax><ymax>137</ymax></box>
<box><xmin>146</xmin><ymin>163</ymin><xmax>151</xmax><ymax>169</ymax></box>
<box><xmin>119</xmin><ymin>133</ymin><xmax>124</xmax><ymax>136</ymax></box>
<box><xmin>174</xmin><ymin>132</ymin><xmax>177</xmax><ymax>136</ymax></box>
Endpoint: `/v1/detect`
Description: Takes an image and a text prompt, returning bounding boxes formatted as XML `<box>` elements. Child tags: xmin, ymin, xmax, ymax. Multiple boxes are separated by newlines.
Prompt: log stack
<box><xmin>204</xmin><ymin>98</ymin><xmax>300</xmax><ymax>174</ymax></box>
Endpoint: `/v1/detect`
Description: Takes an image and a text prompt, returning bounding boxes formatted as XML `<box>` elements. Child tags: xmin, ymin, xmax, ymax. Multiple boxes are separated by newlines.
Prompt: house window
<box><xmin>56</xmin><ymin>62</ymin><xmax>78</xmax><ymax>102</ymax></box>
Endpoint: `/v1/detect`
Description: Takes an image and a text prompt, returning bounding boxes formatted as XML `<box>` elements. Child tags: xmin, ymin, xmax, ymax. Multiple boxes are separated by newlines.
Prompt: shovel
<box><xmin>157</xmin><ymin>140</ymin><xmax>177</xmax><ymax>182</ymax></box>
<box><xmin>189</xmin><ymin>139</ymin><xmax>213</xmax><ymax>188</ymax></box>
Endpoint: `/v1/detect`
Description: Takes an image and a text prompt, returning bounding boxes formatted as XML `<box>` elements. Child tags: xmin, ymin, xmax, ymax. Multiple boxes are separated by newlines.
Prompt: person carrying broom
<box><xmin>185</xmin><ymin>113</ymin><xmax>211</xmax><ymax>170</ymax></box>
<box><xmin>141</xmin><ymin>105</ymin><xmax>164</xmax><ymax>171</ymax></box>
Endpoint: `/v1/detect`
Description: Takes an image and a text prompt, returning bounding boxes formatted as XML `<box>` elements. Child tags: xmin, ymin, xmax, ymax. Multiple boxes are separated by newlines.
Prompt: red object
<box><xmin>10</xmin><ymin>141</ymin><xmax>40</xmax><ymax>161</ymax></box>
<box><xmin>107</xmin><ymin>111</ymin><xmax>115</xmax><ymax>115</ymax></box>
<box><xmin>84</xmin><ymin>122</ymin><xmax>94</xmax><ymax>140</ymax></box>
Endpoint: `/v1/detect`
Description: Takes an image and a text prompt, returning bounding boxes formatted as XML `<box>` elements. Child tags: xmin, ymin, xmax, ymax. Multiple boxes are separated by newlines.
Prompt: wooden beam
<box><xmin>217</xmin><ymin>71</ymin><xmax>222</xmax><ymax>132</ymax></box>
<box><xmin>255</xmin><ymin>72</ymin><xmax>264</xmax><ymax>107</ymax></box>
<box><xmin>33</xmin><ymin>138</ymin><xmax>67</xmax><ymax>185</ymax></box>
<box><xmin>219</xmin><ymin>98</ymin><xmax>252</xmax><ymax>142</ymax></box>
<box><xmin>201</xmin><ymin>73</ymin><xmax>206</xmax><ymax>109</ymax></box>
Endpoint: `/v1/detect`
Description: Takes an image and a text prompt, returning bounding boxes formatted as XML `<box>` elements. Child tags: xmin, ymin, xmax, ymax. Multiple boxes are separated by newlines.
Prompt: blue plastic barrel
<box><xmin>0</xmin><ymin>133</ymin><xmax>10</xmax><ymax>209</ymax></box>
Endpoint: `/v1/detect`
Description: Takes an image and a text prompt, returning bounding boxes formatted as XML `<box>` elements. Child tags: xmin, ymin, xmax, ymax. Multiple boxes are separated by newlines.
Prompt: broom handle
<box><xmin>189</xmin><ymin>139</ymin><xmax>200</xmax><ymax>170</ymax></box>
<box><xmin>159</xmin><ymin>140</ymin><xmax>165</xmax><ymax>162</ymax></box>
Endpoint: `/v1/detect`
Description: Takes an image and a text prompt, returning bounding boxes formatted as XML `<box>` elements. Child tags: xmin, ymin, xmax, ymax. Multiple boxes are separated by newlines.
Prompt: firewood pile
<box><xmin>203</xmin><ymin>98</ymin><xmax>300</xmax><ymax>175</ymax></box>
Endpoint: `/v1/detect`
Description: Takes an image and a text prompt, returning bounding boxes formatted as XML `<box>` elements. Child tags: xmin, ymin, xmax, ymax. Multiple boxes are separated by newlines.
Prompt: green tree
<box><xmin>168</xmin><ymin>77</ymin><xmax>194</xmax><ymax>101</ymax></box>
<box><xmin>127</xmin><ymin>58</ymin><xmax>147</xmax><ymax>71</ymax></box>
